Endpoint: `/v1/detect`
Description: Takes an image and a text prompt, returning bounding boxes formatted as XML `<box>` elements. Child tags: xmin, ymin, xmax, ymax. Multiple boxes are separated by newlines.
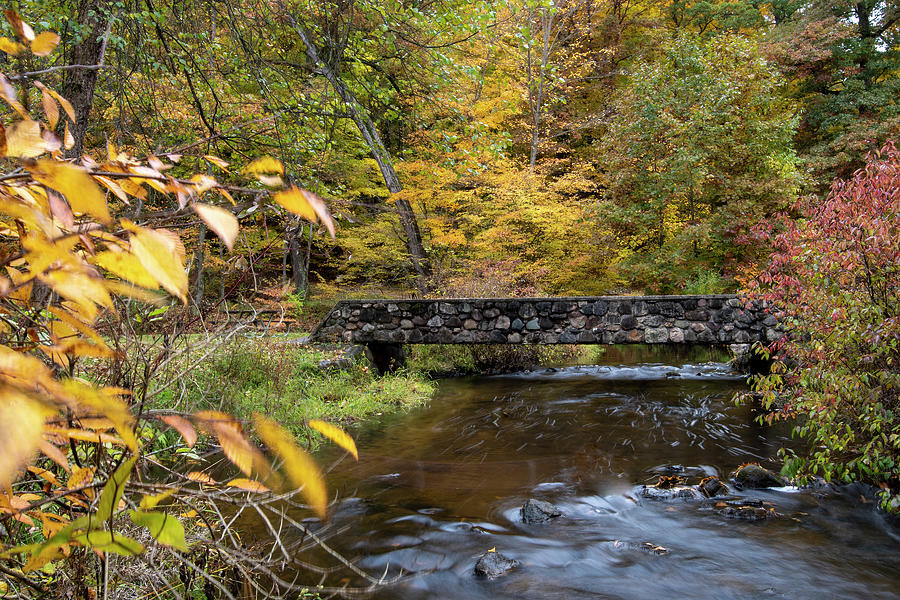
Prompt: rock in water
<box><xmin>719</xmin><ymin>501</ymin><xmax>779</xmax><ymax>521</ymax></box>
<box><xmin>474</xmin><ymin>551</ymin><xmax>520</xmax><ymax>579</ymax></box>
<box><xmin>520</xmin><ymin>499</ymin><xmax>562</xmax><ymax>524</ymax></box>
<box><xmin>732</xmin><ymin>464</ymin><xmax>787</xmax><ymax>489</ymax></box>
<box><xmin>698</xmin><ymin>476</ymin><xmax>729</xmax><ymax>498</ymax></box>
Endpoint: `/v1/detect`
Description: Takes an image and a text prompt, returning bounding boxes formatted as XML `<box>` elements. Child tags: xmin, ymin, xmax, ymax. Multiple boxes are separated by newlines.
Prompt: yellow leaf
<box><xmin>6</xmin><ymin>266</ymin><xmax>33</xmax><ymax>304</ymax></box>
<box><xmin>186</xmin><ymin>472</ymin><xmax>215</xmax><ymax>484</ymax></box>
<box><xmin>0</xmin><ymin>345</ymin><xmax>54</xmax><ymax>391</ymax></box>
<box><xmin>299</xmin><ymin>190</ymin><xmax>336</xmax><ymax>239</ymax></box>
<box><xmin>243</xmin><ymin>156</ymin><xmax>283</xmax><ymax>175</ymax></box>
<box><xmin>93</xmin><ymin>175</ymin><xmax>129</xmax><ymax>203</ymax></box>
<box><xmin>217</xmin><ymin>187</ymin><xmax>235</xmax><ymax>205</ymax></box>
<box><xmin>188</xmin><ymin>174</ymin><xmax>217</xmax><ymax>194</ymax></box>
<box><xmin>254</xmin><ymin>414</ymin><xmax>327</xmax><ymax>518</ymax></box>
<box><xmin>203</xmin><ymin>155</ymin><xmax>229</xmax><ymax>169</ymax></box>
<box><xmin>30</xmin><ymin>31</ymin><xmax>59</xmax><ymax>56</ymax></box>
<box><xmin>37</xmin><ymin>83</ymin><xmax>74</xmax><ymax>123</ymax></box>
<box><xmin>38</xmin><ymin>270</ymin><xmax>112</xmax><ymax>322</ymax></box>
<box><xmin>193</xmin><ymin>203</ymin><xmax>239</xmax><ymax>251</ymax></box>
<box><xmin>273</xmin><ymin>187</ymin><xmax>316</xmax><ymax>221</ymax></box>
<box><xmin>28</xmin><ymin>465</ymin><xmax>61</xmax><ymax>487</ymax></box>
<box><xmin>213</xmin><ymin>425</ymin><xmax>256</xmax><ymax>477</ymax></box>
<box><xmin>5</xmin><ymin>120</ymin><xmax>45</xmax><ymax>158</ymax></box>
<box><xmin>35</xmin><ymin>83</ymin><xmax>59</xmax><ymax>129</ymax></box>
<box><xmin>27</xmin><ymin>159</ymin><xmax>111</xmax><ymax>224</ymax></box>
<box><xmin>126</xmin><ymin>224</ymin><xmax>188</xmax><ymax>303</ymax></box>
<box><xmin>62</xmin><ymin>380</ymin><xmax>137</xmax><ymax>452</ymax></box>
<box><xmin>48</xmin><ymin>306</ymin><xmax>109</xmax><ymax>347</ymax></box>
<box><xmin>226</xmin><ymin>478</ymin><xmax>270</xmax><ymax>493</ymax></box>
<box><xmin>0</xmin><ymin>37</ymin><xmax>24</xmax><ymax>55</ymax></box>
<box><xmin>93</xmin><ymin>250</ymin><xmax>158</xmax><ymax>289</ymax></box>
<box><xmin>258</xmin><ymin>175</ymin><xmax>284</xmax><ymax>187</ymax></box>
<box><xmin>44</xmin><ymin>427</ymin><xmax>127</xmax><ymax>446</ymax></box>
<box><xmin>0</xmin><ymin>391</ymin><xmax>46</xmax><ymax>487</ymax></box>
<box><xmin>103</xmin><ymin>280</ymin><xmax>166</xmax><ymax>304</ymax></box>
<box><xmin>0</xmin><ymin>74</ymin><xmax>26</xmax><ymax>118</ymax></box>
<box><xmin>308</xmin><ymin>420</ymin><xmax>358</xmax><ymax>460</ymax></box>
<box><xmin>159</xmin><ymin>415</ymin><xmax>196</xmax><ymax>448</ymax></box>
<box><xmin>272</xmin><ymin>188</ymin><xmax>335</xmax><ymax>238</ymax></box>
<box><xmin>139</xmin><ymin>488</ymin><xmax>177</xmax><ymax>509</ymax></box>
<box><xmin>67</xmin><ymin>466</ymin><xmax>94</xmax><ymax>490</ymax></box>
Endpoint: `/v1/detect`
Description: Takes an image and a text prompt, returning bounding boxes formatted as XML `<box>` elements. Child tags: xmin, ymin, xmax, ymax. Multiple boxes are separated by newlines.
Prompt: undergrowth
<box><xmin>151</xmin><ymin>337</ymin><xmax>434</xmax><ymax>448</ymax></box>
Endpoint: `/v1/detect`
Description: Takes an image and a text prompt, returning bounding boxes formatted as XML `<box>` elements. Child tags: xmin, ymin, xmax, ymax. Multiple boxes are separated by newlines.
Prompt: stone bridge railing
<box><xmin>309</xmin><ymin>295</ymin><xmax>778</xmax><ymax>371</ymax></box>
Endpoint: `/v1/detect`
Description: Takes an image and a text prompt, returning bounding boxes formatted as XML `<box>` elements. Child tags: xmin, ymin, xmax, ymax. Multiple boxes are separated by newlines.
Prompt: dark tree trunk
<box><xmin>289</xmin><ymin>223</ymin><xmax>309</xmax><ymax>298</ymax></box>
<box><xmin>191</xmin><ymin>224</ymin><xmax>207</xmax><ymax>307</ymax></box>
<box><xmin>292</xmin><ymin>20</ymin><xmax>432</xmax><ymax>294</ymax></box>
<box><xmin>63</xmin><ymin>0</ymin><xmax>112</xmax><ymax>158</ymax></box>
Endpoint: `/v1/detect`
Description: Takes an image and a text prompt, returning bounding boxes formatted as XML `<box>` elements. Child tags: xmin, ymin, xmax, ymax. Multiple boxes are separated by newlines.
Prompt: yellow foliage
<box><xmin>0</xmin><ymin>15</ymin><xmax>340</xmax><ymax>574</ymax></box>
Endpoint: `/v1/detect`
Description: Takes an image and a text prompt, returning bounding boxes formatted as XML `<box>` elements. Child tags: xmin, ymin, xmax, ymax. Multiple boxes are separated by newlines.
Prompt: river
<box><xmin>292</xmin><ymin>347</ymin><xmax>900</xmax><ymax>599</ymax></box>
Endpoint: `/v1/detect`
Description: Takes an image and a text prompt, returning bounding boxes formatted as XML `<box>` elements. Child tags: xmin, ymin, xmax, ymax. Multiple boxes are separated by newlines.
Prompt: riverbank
<box><xmin>148</xmin><ymin>336</ymin><xmax>435</xmax><ymax>447</ymax></box>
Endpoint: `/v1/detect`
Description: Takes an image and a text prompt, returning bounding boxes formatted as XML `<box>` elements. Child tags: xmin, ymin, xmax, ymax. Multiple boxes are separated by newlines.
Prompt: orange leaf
<box><xmin>186</xmin><ymin>471</ymin><xmax>216</xmax><ymax>484</ymax></box>
<box><xmin>160</xmin><ymin>415</ymin><xmax>196</xmax><ymax>448</ymax></box>
<box><xmin>226</xmin><ymin>478</ymin><xmax>270</xmax><ymax>493</ymax></box>
<box><xmin>4</xmin><ymin>10</ymin><xmax>34</xmax><ymax>42</ymax></box>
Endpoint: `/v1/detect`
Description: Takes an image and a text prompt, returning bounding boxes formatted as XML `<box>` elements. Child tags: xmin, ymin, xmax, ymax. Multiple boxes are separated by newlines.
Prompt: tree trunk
<box><xmin>63</xmin><ymin>0</ymin><xmax>112</xmax><ymax>158</ymax></box>
<box><xmin>191</xmin><ymin>224</ymin><xmax>207</xmax><ymax>308</ymax></box>
<box><xmin>289</xmin><ymin>223</ymin><xmax>309</xmax><ymax>298</ymax></box>
<box><xmin>292</xmin><ymin>20</ymin><xmax>432</xmax><ymax>294</ymax></box>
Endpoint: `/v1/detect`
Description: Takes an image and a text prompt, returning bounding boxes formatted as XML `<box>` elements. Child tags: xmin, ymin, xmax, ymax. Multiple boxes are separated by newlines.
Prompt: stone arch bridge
<box><xmin>309</xmin><ymin>295</ymin><xmax>779</xmax><ymax>373</ymax></box>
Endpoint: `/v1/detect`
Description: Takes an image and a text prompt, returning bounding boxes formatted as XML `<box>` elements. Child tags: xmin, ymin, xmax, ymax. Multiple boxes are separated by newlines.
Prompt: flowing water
<box><xmin>293</xmin><ymin>347</ymin><xmax>900</xmax><ymax>599</ymax></box>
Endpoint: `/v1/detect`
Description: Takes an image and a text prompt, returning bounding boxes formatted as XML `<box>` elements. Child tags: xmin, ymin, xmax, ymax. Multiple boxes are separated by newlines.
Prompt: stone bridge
<box><xmin>309</xmin><ymin>295</ymin><xmax>778</xmax><ymax>373</ymax></box>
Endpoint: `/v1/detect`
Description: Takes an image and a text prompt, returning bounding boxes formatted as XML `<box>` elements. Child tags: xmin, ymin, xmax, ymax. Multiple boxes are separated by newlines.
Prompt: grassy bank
<box><xmin>149</xmin><ymin>336</ymin><xmax>435</xmax><ymax>445</ymax></box>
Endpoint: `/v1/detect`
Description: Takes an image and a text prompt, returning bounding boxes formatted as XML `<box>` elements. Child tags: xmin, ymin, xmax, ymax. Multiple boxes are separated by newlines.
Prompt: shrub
<box><xmin>748</xmin><ymin>142</ymin><xmax>900</xmax><ymax>511</ymax></box>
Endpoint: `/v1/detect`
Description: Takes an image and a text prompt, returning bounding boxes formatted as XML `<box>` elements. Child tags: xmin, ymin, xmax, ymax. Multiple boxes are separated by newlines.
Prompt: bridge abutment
<box><xmin>366</xmin><ymin>342</ymin><xmax>407</xmax><ymax>375</ymax></box>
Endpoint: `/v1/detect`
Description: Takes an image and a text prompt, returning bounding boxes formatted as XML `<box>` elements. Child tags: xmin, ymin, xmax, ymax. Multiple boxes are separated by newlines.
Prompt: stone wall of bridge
<box><xmin>309</xmin><ymin>295</ymin><xmax>779</xmax><ymax>346</ymax></box>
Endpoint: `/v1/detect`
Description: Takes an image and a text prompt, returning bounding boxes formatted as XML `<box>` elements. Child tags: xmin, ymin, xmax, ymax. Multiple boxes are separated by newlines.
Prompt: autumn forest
<box><xmin>10</xmin><ymin>0</ymin><xmax>899</xmax><ymax>297</ymax></box>
<box><xmin>1</xmin><ymin>0</ymin><xmax>899</xmax><ymax>598</ymax></box>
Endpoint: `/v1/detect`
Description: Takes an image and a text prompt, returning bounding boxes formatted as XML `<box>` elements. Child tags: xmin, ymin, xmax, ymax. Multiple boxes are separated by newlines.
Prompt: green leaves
<box><xmin>96</xmin><ymin>456</ymin><xmax>137</xmax><ymax>522</ymax></box>
<box><xmin>129</xmin><ymin>510</ymin><xmax>189</xmax><ymax>552</ymax></box>
<box><xmin>73</xmin><ymin>531</ymin><xmax>144</xmax><ymax>556</ymax></box>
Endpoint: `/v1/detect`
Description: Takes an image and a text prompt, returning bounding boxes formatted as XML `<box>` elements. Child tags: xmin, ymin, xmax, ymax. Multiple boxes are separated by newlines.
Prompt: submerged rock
<box><xmin>698</xmin><ymin>476</ymin><xmax>730</xmax><ymax>498</ymax></box>
<box><xmin>474</xmin><ymin>551</ymin><xmax>520</xmax><ymax>579</ymax></box>
<box><xmin>732</xmin><ymin>464</ymin><xmax>787</xmax><ymax>489</ymax></box>
<box><xmin>610</xmin><ymin>540</ymin><xmax>671</xmax><ymax>555</ymax></box>
<box><xmin>520</xmin><ymin>499</ymin><xmax>562</xmax><ymax>524</ymax></box>
<box><xmin>718</xmin><ymin>500</ymin><xmax>779</xmax><ymax>521</ymax></box>
<box><xmin>639</xmin><ymin>475</ymin><xmax>703</xmax><ymax>501</ymax></box>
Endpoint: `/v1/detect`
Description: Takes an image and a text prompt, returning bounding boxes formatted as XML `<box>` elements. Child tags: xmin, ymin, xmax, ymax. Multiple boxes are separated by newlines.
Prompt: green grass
<box><xmin>149</xmin><ymin>336</ymin><xmax>434</xmax><ymax>447</ymax></box>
